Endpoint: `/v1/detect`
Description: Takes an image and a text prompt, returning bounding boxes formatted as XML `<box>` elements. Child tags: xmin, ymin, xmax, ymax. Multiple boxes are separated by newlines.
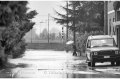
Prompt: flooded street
<box><xmin>0</xmin><ymin>49</ymin><xmax>120</xmax><ymax>78</ymax></box>
<box><xmin>0</xmin><ymin>0</ymin><xmax>120</xmax><ymax>78</ymax></box>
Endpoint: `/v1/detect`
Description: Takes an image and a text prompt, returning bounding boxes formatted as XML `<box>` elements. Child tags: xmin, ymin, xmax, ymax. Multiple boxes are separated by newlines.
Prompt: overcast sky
<box><xmin>28</xmin><ymin>1</ymin><xmax>66</xmax><ymax>35</ymax></box>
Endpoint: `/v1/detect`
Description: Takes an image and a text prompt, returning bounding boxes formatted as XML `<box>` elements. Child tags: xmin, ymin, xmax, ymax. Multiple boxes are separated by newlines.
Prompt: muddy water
<box><xmin>0</xmin><ymin>50</ymin><xmax>120</xmax><ymax>78</ymax></box>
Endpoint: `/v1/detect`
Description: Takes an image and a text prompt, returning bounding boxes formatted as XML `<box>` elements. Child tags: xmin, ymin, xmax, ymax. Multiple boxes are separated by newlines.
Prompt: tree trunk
<box><xmin>0</xmin><ymin>46</ymin><xmax>8</xmax><ymax>67</ymax></box>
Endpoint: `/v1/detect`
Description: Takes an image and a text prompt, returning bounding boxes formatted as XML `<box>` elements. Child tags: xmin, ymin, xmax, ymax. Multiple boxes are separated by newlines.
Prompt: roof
<box><xmin>88</xmin><ymin>35</ymin><xmax>115</xmax><ymax>40</ymax></box>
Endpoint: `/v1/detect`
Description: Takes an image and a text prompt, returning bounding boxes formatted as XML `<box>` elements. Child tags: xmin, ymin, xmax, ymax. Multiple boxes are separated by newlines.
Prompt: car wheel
<box><xmin>111</xmin><ymin>61</ymin><xmax>115</xmax><ymax>66</ymax></box>
<box><xmin>91</xmin><ymin>61</ymin><xmax>95</xmax><ymax>67</ymax></box>
<box><xmin>88</xmin><ymin>62</ymin><xmax>91</xmax><ymax>66</ymax></box>
<box><xmin>116</xmin><ymin>61</ymin><xmax>120</xmax><ymax>66</ymax></box>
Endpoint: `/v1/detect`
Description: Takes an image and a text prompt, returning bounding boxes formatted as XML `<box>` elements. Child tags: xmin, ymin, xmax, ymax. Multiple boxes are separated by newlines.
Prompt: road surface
<box><xmin>0</xmin><ymin>49</ymin><xmax>120</xmax><ymax>78</ymax></box>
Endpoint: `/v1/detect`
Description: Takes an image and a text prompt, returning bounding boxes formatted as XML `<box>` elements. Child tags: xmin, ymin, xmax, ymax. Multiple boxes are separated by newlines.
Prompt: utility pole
<box><xmin>48</xmin><ymin>13</ymin><xmax>50</xmax><ymax>43</ymax></box>
<box><xmin>104</xmin><ymin>1</ymin><xmax>108</xmax><ymax>35</ymax></box>
<box><xmin>66</xmin><ymin>1</ymin><xmax>69</xmax><ymax>42</ymax></box>
<box><xmin>73</xmin><ymin>2</ymin><xmax>77</xmax><ymax>56</ymax></box>
<box><xmin>62</xmin><ymin>26</ymin><xmax>64</xmax><ymax>43</ymax></box>
<box><xmin>31</xmin><ymin>29</ymin><xmax>32</xmax><ymax>43</ymax></box>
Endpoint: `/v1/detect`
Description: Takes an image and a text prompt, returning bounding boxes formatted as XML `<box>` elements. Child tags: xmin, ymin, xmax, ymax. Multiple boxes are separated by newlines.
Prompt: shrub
<box><xmin>12</xmin><ymin>39</ymin><xmax>27</xmax><ymax>58</ymax></box>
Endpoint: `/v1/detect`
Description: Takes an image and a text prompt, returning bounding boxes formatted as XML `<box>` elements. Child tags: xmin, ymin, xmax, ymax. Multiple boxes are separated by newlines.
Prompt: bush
<box><xmin>12</xmin><ymin>39</ymin><xmax>27</xmax><ymax>58</ymax></box>
<box><xmin>76</xmin><ymin>31</ymin><xmax>104</xmax><ymax>56</ymax></box>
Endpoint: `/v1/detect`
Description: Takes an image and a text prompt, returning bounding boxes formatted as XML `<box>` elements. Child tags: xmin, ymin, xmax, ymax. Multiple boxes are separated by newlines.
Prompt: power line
<box><xmin>73</xmin><ymin>2</ymin><xmax>77</xmax><ymax>56</ymax></box>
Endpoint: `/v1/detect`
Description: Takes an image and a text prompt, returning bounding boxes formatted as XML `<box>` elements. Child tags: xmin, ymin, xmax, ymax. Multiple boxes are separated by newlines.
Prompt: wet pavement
<box><xmin>0</xmin><ymin>49</ymin><xmax>120</xmax><ymax>78</ymax></box>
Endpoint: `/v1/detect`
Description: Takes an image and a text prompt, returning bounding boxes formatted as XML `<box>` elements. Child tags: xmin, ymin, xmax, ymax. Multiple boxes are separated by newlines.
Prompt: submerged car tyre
<box><xmin>111</xmin><ymin>61</ymin><xmax>115</xmax><ymax>66</ymax></box>
<box><xmin>88</xmin><ymin>62</ymin><xmax>91</xmax><ymax>66</ymax></box>
<box><xmin>91</xmin><ymin>62</ymin><xmax>95</xmax><ymax>67</ymax></box>
<box><xmin>116</xmin><ymin>61</ymin><xmax>120</xmax><ymax>66</ymax></box>
<box><xmin>88</xmin><ymin>61</ymin><xmax>95</xmax><ymax>67</ymax></box>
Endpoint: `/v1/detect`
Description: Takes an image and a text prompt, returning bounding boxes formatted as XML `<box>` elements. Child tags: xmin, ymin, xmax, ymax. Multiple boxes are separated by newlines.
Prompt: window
<box><xmin>109</xmin><ymin>19</ymin><xmax>111</xmax><ymax>35</ymax></box>
<box><xmin>113</xmin><ymin>18</ymin><xmax>115</xmax><ymax>22</ymax></box>
<box><xmin>117</xmin><ymin>11</ymin><xmax>120</xmax><ymax>21</ymax></box>
<box><xmin>90</xmin><ymin>38</ymin><xmax>116</xmax><ymax>48</ymax></box>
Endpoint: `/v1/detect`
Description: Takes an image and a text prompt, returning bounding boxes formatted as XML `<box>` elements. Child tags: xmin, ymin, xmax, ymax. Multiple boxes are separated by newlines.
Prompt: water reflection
<box><xmin>0</xmin><ymin>50</ymin><xmax>120</xmax><ymax>78</ymax></box>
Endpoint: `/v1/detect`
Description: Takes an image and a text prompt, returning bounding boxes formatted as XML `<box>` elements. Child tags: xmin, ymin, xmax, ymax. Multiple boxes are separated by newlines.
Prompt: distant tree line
<box><xmin>39</xmin><ymin>28</ymin><xmax>65</xmax><ymax>40</ymax></box>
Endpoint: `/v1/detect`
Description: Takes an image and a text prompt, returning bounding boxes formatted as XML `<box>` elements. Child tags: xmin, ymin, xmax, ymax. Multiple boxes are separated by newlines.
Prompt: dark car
<box><xmin>85</xmin><ymin>35</ymin><xmax>120</xmax><ymax>67</ymax></box>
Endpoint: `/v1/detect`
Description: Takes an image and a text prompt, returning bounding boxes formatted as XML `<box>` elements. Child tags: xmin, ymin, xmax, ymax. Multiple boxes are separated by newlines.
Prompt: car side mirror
<box><xmin>86</xmin><ymin>44</ymin><xmax>90</xmax><ymax>48</ymax></box>
<box><xmin>86</xmin><ymin>40</ymin><xmax>91</xmax><ymax>48</ymax></box>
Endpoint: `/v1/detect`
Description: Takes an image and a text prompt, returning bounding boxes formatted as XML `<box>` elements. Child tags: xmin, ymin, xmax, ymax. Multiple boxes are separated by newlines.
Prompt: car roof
<box><xmin>88</xmin><ymin>35</ymin><xmax>115</xmax><ymax>40</ymax></box>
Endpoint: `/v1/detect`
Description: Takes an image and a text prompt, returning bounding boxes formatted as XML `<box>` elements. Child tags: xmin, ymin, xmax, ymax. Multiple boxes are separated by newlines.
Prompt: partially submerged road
<box><xmin>0</xmin><ymin>49</ymin><xmax>120</xmax><ymax>78</ymax></box>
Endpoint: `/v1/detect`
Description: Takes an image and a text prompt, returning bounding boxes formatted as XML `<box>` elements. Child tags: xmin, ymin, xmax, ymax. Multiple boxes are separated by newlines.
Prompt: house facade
<box><xmin>107</xmin><ymin>1</ymin><xmax>116</xmax><ymax>35</ymax></box>
<box><xmin>106</xmin><ymin>1</ymin><xmax>120</xmax><ymax>49</ymax></box>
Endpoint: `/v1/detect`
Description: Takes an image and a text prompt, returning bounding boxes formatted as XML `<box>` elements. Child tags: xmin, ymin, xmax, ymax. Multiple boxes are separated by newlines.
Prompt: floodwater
<box><xmin>0</xmin><ymin>49</ymin><xmax>120</xmax><ymax>78</ymax></box>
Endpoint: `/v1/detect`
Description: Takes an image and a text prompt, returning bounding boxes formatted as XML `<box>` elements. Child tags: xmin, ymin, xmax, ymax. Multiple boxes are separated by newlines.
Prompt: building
<box><xmin>106</xmin><ymin>1</ymin><xmax>120</xmax><ymax>49</ymax></box>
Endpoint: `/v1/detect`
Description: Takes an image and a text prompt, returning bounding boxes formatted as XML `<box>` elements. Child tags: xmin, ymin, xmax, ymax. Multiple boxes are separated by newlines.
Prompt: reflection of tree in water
<box><xmin>66</xmin><ymin>73</ymin><xmax>87</xmax><ymax>78</ymax></box>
